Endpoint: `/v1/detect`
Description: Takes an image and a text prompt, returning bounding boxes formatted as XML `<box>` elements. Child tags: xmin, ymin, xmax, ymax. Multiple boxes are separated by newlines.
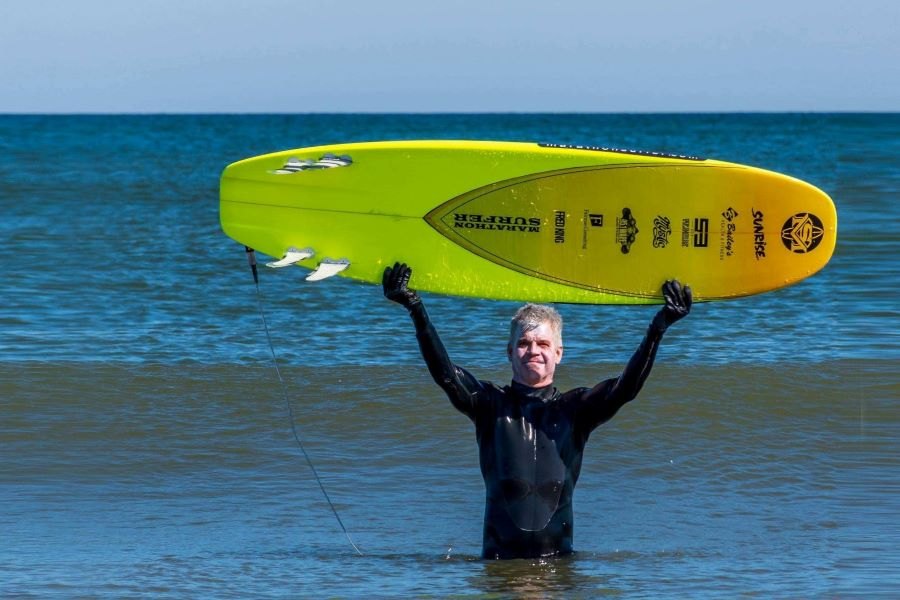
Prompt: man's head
<box><xmin>507</xmin><ymin>304</ymin><xmax>564</xmax><ymax>388</ymax></box>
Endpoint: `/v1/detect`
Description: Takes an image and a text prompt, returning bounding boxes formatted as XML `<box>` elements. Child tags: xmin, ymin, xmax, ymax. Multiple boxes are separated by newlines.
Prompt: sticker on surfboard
<box><xmin>424</xmin><ymin>163</ymin><xmax>833</xmax><ymax>297</ymax></box>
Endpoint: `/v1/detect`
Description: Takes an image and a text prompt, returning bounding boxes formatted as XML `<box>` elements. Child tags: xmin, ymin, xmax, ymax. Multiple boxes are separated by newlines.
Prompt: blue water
<box><xmin>1</xmin><ymin>114</ymin><xmax>897</xmax><ymax>597</ymax></box>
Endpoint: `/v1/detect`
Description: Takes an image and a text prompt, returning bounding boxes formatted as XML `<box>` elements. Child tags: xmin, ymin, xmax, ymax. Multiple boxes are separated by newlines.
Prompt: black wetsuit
<box><xmin>406</xmin><ymin>302</ymin><xmax>666</xmax><ymax>560</ymax></box>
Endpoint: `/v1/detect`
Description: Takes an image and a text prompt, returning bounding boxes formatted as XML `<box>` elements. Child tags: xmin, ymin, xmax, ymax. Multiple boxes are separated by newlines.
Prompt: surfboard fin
<box><xmin>266</xmin><ymin>247</ymin><xmax>315</xmax><ymax>268</ymax></box>
<box><xmin>306</xmin><ymin>259</ymin><xmax>350</xmax><ymax>281</ymax></box>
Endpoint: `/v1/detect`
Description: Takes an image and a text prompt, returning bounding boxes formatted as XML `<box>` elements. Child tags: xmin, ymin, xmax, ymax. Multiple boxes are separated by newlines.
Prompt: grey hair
<box><xmin>509</xmin><ymin>303</ymin><xmax>563</xmax><ymax>346</ymax></box>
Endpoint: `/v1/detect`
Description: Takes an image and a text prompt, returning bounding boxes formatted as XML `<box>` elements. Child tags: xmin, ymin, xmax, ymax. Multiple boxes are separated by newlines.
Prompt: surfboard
<box><xmin>219</xmin><ymin>140</ymin><xmax>836</xmax><ymax>304</ymax></box>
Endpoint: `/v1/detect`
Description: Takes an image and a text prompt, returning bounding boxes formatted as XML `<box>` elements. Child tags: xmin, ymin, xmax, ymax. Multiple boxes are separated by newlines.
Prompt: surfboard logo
<box><xmin>653</xmin><ymin>216</ymin><xmax>672</xmax><ymax>248</ymax></box>
<box><xmin>616</xmin><ymin>208</ymin><xmax>639</xmax><ymax>254</ymax></box>
<box><xmin>270</xmin><ymin>153</ymin><xmax>352</xmax><ymax>173</ymax></box>
<box><xmin>752</xmin><ymin>209</ymin><xmax>767</xmax><ymax>260</ymax></box>
<box><xmin>720</xmin><ymin>208</ymin><xmax>739</xmax><ymax>259</ymax></box>
<box><xmin>537</xmin><ymin>142</ymin><xmax>704</xmax><ymax>162</ymax></box>
<box><xmin>554</xmin><ymin>211</ymin><xmax>567</xmax><ymax>244</ymax></box>
<box><xmin>452</xmin><ymin>213</ymin><xmax>541</xmax><ymax>232</ymax></box>
<box><xmin>616</xmin><ymin>208</ymin><xmax>640</xmax><ymax>254</ymax></box>
<box><xmin>781</xmin><ymin>213</ymin><xmax>825</xmax><ymax>253</ymax></box>
<box><xmin>683</xmin><ymin>218</ymin><xmax>709</xmax><ymax>248</ymax></box>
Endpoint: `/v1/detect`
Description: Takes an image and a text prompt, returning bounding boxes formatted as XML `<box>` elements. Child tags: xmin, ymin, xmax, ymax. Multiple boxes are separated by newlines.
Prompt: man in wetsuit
<box><xmin>382</xmin><ymin>262</ymin><xmax>692</xmax><ymax>560</ymax></box>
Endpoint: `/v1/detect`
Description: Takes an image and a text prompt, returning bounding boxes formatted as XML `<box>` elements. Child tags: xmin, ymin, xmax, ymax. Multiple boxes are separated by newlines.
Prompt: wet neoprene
<box><xmin>406</xmin><ymin>300</ymin><xmax>666</xmax><ymax>559</ymax></box>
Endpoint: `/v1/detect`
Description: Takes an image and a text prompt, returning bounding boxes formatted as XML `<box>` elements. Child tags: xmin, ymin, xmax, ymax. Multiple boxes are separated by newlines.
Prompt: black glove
<box><xmin>653</xmin><ymin>279</ymin><xmax>692</xmax><ymax>332</ymax></box>
<box><xmin>382</xmin><ymin>262</ymin><xmax>421</xmax><ymax>308</ymax></box>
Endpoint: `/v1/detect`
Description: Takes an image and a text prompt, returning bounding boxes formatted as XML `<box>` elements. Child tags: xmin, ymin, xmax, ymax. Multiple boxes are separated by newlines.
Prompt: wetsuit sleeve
<box><xmin>406</xmin><ymin>301</ymin><xmax>485</xmax><ymax>420</ymax></box>
<box><xmin>576</xmin><ymin>319</ymin><xmax>666</xmax><ymax>431</ymax></box>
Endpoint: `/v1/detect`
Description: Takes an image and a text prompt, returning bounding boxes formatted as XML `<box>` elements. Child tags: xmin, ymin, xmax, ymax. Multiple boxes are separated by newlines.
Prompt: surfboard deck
<box><xmin>220</xmin><ymin>140</ymin><xmax>837</xmax><ymax>304</ymax></box>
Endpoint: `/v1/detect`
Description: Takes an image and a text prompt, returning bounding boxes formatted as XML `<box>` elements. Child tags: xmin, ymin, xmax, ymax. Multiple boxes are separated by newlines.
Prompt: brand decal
<box><xmin>781</xmin><ymin>213</ymin><xmax>825</xmax><ymax>253</ymax></box>
<box><xmin>538</xmin><ymin>142</ymin><xmax>705</xmax><ymax>161</ymax></box>
<box><xmin>720</xmin><ymin>207</ymin><xmax>739</xmax><ymax>259</ymax></box>
<box><xmin>271</xmin><ymin>153</ymin><xmax>353</xmax><ymax>173</ymax></box>
<box><xmin>752</xmin><ymin>209</ymin><xmax>766</xmax><ymax>259</ymax></box>
<box><xmin>453</xmin><ymin>213</ymin><xmax>541</xmax><ymax>233</ymax></box>
<box><xmin>653</xmin><ymin>215</ymin><xmax>672</xmax><ymax>248</ymax></box>
<box><xmin>615</xmin><ymin>208</ymin><xmax>639</xmax><ymax>254</ymax></box>
<box><xmin>554</xmin><ymin>210</ymin><xmax>566</xmax><ymax>244</ymax></box>
<box><xmin>581</xmin><ymin>210</ymin><xmax>603</xmax><ymax>250</ymax></box>
<box><xmin>683</xmin><ymin>218</ymin><xmax>709</xmax><ymax>247</ymax></box>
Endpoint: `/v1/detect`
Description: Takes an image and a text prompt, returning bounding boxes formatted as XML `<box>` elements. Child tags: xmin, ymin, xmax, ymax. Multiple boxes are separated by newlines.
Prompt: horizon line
<box><xmin>1</xmin><ymin>110</ymin><xmax>897</xmax><ymax>116</ymax></box>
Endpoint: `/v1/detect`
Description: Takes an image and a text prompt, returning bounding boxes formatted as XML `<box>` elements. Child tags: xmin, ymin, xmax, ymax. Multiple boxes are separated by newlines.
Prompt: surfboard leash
<box><xmin>244</xmin><ymin>246</ymin><xmax>363</xmax><ymax>556</ymax></box>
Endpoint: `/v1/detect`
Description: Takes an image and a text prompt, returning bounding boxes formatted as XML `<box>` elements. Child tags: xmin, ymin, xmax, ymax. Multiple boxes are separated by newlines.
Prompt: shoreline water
<box><xmin>1</xmin><ymin>113</ymin><xmax>897</xmax><ymax>597</ymax></box>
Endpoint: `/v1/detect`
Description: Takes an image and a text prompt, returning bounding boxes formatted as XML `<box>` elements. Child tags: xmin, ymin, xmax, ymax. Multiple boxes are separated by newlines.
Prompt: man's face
<box><xmin>507</xmin><ymin>321</ymin><xmax>563</xmax><ymax>388</ymax></box>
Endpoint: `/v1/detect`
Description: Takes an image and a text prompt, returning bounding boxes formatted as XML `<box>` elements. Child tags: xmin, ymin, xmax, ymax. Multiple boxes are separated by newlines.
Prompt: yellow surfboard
<box><xmin>220</xmin><ymin>140</ymin><xmax>837</xmax><ymax>304</ymax></box>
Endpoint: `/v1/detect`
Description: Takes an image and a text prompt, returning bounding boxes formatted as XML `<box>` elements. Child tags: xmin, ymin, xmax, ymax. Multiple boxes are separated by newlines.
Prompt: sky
<box><xmin>1</xmin><ymin>0</ymin><xmax>897</xmax><ymax>113</ymax></box>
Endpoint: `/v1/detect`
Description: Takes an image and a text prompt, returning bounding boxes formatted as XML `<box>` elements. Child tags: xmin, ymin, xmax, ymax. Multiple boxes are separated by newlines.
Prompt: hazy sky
<box><xmin>1</xmin><ymin>0</ymin><xmax>897</xmax><ymax>113</ymax></box>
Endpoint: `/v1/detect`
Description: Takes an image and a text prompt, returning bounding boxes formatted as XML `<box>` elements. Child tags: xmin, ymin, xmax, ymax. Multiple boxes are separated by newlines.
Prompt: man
<box><xmin>383</xmin><ymin>262</ymin><xmax>692</xmax><ymax>559</ymax></box>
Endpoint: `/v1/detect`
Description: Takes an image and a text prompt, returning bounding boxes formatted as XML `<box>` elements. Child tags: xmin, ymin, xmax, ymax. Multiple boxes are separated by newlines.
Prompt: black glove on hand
<box><xmin>382</xmin><ymin>262</ymin><xmax>421</xmax><ymax>308</ymax></box>
<box><xmin>653</xmin><ymin>279</ymin><xmax>693</xmax><ymax>332</ymax></box>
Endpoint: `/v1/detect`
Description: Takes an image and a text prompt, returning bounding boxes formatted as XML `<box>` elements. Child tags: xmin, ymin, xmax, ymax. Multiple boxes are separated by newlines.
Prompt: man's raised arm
<box><xmin>382</xmin><ymin>262</ymin><xmax>482</xmax><ymax>418</ymax></box>
<box><xmin>579</xmin><ymin>280</ymin><xmax>693</xmax><ymax>428</ymax></box>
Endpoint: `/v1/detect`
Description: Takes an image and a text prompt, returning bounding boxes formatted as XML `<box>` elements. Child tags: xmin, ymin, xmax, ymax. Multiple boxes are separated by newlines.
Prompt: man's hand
<box><xmin>654</xmin><ymin>279</ymin><xmax>692</xmax><ymax>331</ymax></box>
<box><xmin>382</xmin><ymin>262</ymin><xmax>421</xmax><ymax>308</ymax></box>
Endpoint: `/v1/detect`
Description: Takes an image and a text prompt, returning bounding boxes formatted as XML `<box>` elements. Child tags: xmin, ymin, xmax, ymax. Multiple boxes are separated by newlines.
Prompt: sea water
<box><xmin>1</xmin><ymin>114</ymin><xmax>897</xmax><ymax>597</ymax></box>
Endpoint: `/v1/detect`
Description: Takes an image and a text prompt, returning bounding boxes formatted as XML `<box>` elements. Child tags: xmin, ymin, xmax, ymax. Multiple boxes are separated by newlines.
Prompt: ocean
<box><xmin>1</xmin><ymin>113</ymin><xmax>897</xmax><ymax>597</ymax></box>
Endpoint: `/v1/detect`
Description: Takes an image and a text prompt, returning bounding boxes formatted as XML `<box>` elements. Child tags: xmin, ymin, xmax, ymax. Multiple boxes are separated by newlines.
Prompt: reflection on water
<box><xmin>473</xmin><ymin>554</ymin><xmax>613</xmax><ymax>599</ymax></box>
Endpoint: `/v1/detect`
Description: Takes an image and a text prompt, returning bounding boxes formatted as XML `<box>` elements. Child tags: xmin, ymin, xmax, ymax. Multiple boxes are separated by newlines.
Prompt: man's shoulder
<box><xmin>452</xmin><ymin>366</ymin><xmax>506</xmax><ymax>399</ymax></box>
<box><xmin>453</xmin><ymin>365</ymin><xmax>499</xmax><ymax>389</ymax></box>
